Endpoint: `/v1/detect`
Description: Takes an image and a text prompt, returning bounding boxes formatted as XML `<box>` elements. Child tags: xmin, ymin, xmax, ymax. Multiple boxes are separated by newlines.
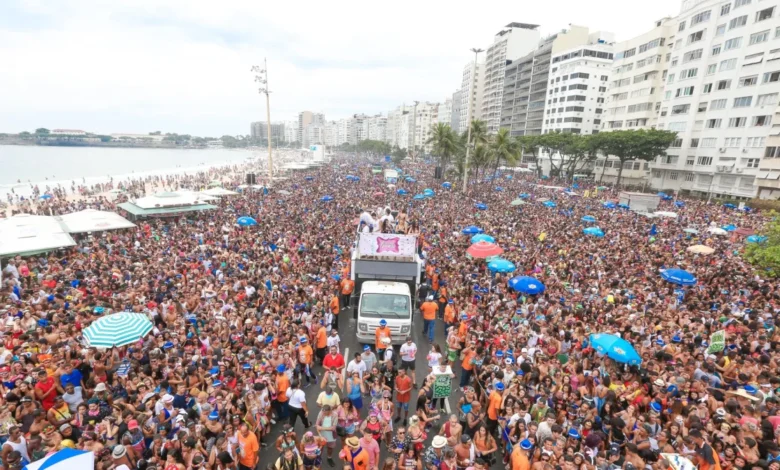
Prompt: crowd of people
<box><xmin>0</xmin><ymin>154</ymin><xmax>778</xmax><ymax>470</ymax></box>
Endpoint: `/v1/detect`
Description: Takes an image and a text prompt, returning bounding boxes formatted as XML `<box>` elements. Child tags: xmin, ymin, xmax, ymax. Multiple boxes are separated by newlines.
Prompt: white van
<box><xmin>356</xmin><ymin>281</ymin><xmax>412</xmax><ymax>345</ymax></box>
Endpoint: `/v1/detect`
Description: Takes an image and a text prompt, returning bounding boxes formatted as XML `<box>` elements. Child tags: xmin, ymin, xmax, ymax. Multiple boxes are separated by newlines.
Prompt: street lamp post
<box><xmin>462</xmin><ymin>47</ymin><xmax>483</xmax><ymax>193</ymax></box>
<box><xmin>251</xmin><ymin>59</ymin><xmax>274</xmax><ymax>186</ymax></box>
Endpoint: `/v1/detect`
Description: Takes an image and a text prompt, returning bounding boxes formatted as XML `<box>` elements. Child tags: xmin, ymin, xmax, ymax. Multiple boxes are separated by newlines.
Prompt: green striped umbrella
<box><xmin>83</xmin><ymin>312</ymin><xmax>153</xmax><ymax>348</ymax></box>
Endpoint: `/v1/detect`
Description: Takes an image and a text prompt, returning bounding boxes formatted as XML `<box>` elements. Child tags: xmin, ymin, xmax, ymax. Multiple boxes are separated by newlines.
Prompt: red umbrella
<box><xmin>735</xmin><ymin>227</ymin><xmax>754</xmax><ymax>236</ymax></box>
<box><xmin>467</xmin><ymin>241</ymin><xmax>504</xmax><ymax>258</ymax></box>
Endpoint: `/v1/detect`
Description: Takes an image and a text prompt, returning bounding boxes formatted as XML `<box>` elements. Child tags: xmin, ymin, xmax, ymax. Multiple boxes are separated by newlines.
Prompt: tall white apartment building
<box><xmin>323</xmin><ymin>121</ymin><xmax>339</xmax><ymax>147</ymax></box>
<box><xmin>651</xmin><ymin>0</ymin><xmax>780</xmax><ymax>199</ymax></box>
<box><xmin>543</xmin><ymin>31</ymin><xmax>615</xmax><ymax>135</ymax></box>
<box><xmin>413</xmin><ymin>102</ymin><xmax>440</xmax><ymax>153</ymax></box>
<box><xmin>481</xmin><ymin>23</ymin><xmax>541</xmax><ymax>133</ymax></box>
<box><xmin>385</xmin><ymin>105</ymin><xmax>414</xmax><ymax>149</ymax></box>
<box><xmin>596</xmin><ymin>19</ymin><xmax>674</xmax><ymax>185</ymax></box>
<box><xmin>755</xmin><ymin>102</ymin><xmax>780</xmax><ymax>198</ymax></box>
<box><xmin>451</xmin><ymin>90</ymin><xmax>463</xmax><ymax>134</ymax></box>
<box><xmin>438</xmin><ymin>98</ymin><xmax>453</xmax><ymax>128</ymax></box>
<box><xmin>284</xmin><ymin>121</ymin><xmax>298</xmax><ymax>144</ymax></box>
<box><xmin>367</xmin><ymin>115</ymin><xmax>387</xmax><ymax>141</ymax></box>
<box><xmin>458</xmin><ymin>61</ymin><xmax>485</xmax><ymax>134</ymax></box>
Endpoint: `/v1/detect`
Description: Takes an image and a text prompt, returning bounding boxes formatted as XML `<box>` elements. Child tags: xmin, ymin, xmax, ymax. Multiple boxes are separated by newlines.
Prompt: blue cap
<box><xmin>728</xmin><ymin>344</ymin><xmax>738</xmax><ymax>351</ymax></box>
<box><xmin>650</xmin><ymin>402</ymin><xmax>662</xmax><ymax>413</ymax></box>
<box><xmin>209</xmin><ymin>367</ymin><xmax>219</xmax><ymax>375</ymax></box>
<box><xmin>518</xmin><ymin>370</ymin><xmax>525</xmax><ymax>376</ymax></box>
<box><xmin>37</xmin><ymin>319</ymin><xmax>48</xmax><ymax>327</ymax></box>
<box><xmin>520</xmin><ymin>439</ymin><xmax>533</xmax><ymax>450</ymax></box>
<box><xmin>448</xmin><ymin>299</ymin><xmax>454</xmax><ymax>304</ymax></box>
<box><xmin>461</xmin><ymin>314</ymin><xmax>469</xmax><ymax>320</ymax></box>
<box><xmin>744</xmin><ymin>385</ymin><xmax>757</xmax><ymax>394</ymax></box>
<box><xmin>495</xmin><ymin>382</ymin><xmax>505</xmax><ymax>391</ymax></box>
<box><xmin>265</xmin><ymin>335</ymin><xmax>274</xmax><ymax>344</ymax></box>
<box><xmin>656</xmin><ymin>338</ymin><xmax>665</xmax><ymax>346</ymax></box>
<box><xmin>242</xmin><ymin>363</ymin><xmax>251</xmax><ymax>370</ymax></box>
<box><xmin>363</xmin><ymin>345</ymin><xmax>371</xmax><ymax>351</ymax></box>
<box><xmin>568</xmin><ymin>428</ymin><xmax>581</xmax><ymax>439</ymax></box>
<box><xmin>213</xmin><ymin>380</ymin><xmax>223</xmax><ymax>387</ymax></box>
<box><xmin>666</xmin><ymin>385</ymin><xmax>678</xmax><ymax>394</ymax></box>
<box><xmin>672</xmin><ymin>335</ymin><xmax>681</xmax><ymax>343</ymax></box>
<box><xmin>163</xmin><ymin>342</ymin><xmax>174</xmax><ymax>349</ymax></box>
<box><xmin>379</xmin><ymin>319</ymin><xmax>387</xmax><ymax>326</ymax></box>
<box><xmin>505</xmin><ymin>358</ymin><xmax>514</xmax><ymax>365</ymax></box>
<box><xmin>300</xmin><ymin>337</ymin><xmax>307</xmax><ymax>343</ymax></box>
<box><xmin>495</xmin><ymin>350</ymin><xmax>504</xmax><ymax>358</ymax></box>
<box><xmin>276</xmin><ymin>365</ymin><xmax>286</xmax><ymax>373</ymax></box>
<box><xmin>209</xmin><ymin>411</ymin><xmax>219</xmax><ymax>420</ymax></box>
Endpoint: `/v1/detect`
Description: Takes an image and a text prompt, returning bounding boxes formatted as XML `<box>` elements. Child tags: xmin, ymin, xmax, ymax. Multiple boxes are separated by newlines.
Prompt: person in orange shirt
<box><xmin>275</xmin><ymin>365</ymin><xmax>290</xmax><ymax>420</ymax></box>
<box><xmin>437</xmin><ymin>283</ymin><xmax>448</xmax><ymax>319</ymax></box>
<box><xmin>486</xmin><ymin>382</ymin><xmax>504</xmax><ymax>436</ymax></box>
<box><xmin>296</xmin><ymin>337</ymin><xmax>316</xmax><ymax>386</ymax></box>
<box><xmin>374</xmin><ymin>320</ymin><xmax>392</xmax><ymax>355</ymax></box>
<box><xmin>339</xmin><ymin>279</ymin><xmax>355</xmax><ymax>315</ymax></box>
<box><xmin>340</xmin><ymin>437</ymin><xmax>369</xmax><ymax>470</ymax></box>
<box><xmin>236</xmin><ymin>422</ymin><xmax>260</xmax><ymax>470</ymax></box>
<box><xmin>511</xmin><ymin>440</ymin><xmax>532</xmax><ymax>470</ymax></box>
<box><xmin>329</xmin><ymin>294</ymin><xmax>340</xmax><ymax>328</ymax></box>
<box><xmin>420</xmin><ymin>296</ymin><xmax>438</xmax><ymax>343</ymax></box>
<box><xmin>459</xmin><ymin>344</ymin><xmax>476</xmax><ymax>388</ymax></box>
<box><xmin>315</xmin><ymin>320</ymin><xmax>329</xmax><ymax>365</ymax></box>
<box><xmin>443</xmin><ymin>300</ymin><xmax>456</xmax><ymax>330</ymax></box>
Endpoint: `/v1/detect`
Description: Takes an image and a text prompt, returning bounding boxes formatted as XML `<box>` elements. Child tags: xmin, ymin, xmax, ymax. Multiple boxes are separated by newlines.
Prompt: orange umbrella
<box><xmin>467</xmin><ymin>241</ymin><xmax>504</xmax><ymax>258</ymax></box>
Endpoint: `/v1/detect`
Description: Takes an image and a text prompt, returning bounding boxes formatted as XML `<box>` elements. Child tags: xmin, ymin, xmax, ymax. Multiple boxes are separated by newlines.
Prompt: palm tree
<box><xmin>468</xmin><ymin>119</ymin><xmax>488</xmax><ymax>148</ymax></box>
<box><xmin>470</xmin><ymin>144</ymin><xmax>493</xmax><ymax>182</ymax></box>
<box><xmin>489</xmin><ymin>128</ymin><xmax>519</xmax><ymax>179</ymax></box>
<box><xmin>426</xmin><ymin>123</ymin><xmax>459</xmax><ymax>169</ymax></box>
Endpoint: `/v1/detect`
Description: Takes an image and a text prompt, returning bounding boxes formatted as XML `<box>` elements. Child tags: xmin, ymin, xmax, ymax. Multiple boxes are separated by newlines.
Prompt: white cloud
<box><xmin>0</xmin><ymin>0</ymin><xmax>680</xmax><ymax>136</ymax></box>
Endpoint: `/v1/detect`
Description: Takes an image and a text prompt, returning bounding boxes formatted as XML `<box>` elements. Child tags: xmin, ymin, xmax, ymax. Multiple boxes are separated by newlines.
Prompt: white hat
<box><xmin>432</xmin><ymin>436</ymin><xmax>447</xmax><ymax>449</ymax></box>
<box><xmin>163</xmin><ymin>394</ymin><xmax>174</xmax><ymax>403</ymax></box>
<box><xmin>94</xmin><ymin>383</ymin><xmax>107</xmax><ymax>392</ymax></box>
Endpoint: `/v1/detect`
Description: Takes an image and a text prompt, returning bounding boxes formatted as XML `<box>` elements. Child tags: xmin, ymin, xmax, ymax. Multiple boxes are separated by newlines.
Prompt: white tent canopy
<box><xmin>0</xmin><ymin>214</ymin><xmax>75</xmax><ymax>257</ymax></box>
<box><xmin>23</xmin><ymin>447</ymin><xmax>94</xmax><ymax>470</ymax></box>
<box><xmin>131</xmin><ymin>191</ymin><xmax>211</xmax><ymax>209</ymax></box>
<box><xmin>200</xmin><ymin>187</ymin><xmax>239</xmax><ymax>196</ymax></box>
<box><xmin>57</xmin><ymin>209</ymin><xmax>136</xmax><ymax>234</ymax></box>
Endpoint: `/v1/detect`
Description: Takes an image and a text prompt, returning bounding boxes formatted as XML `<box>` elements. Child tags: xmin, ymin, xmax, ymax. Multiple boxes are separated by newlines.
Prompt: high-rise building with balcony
<box><xmin>650</xmin><ymin>0</ymin><xmax>780</xmax><ymax>199</ymax></box>
<box><xmin>480</xmin><ymin>23</ymin><xmax>541</xmax><ymax>133</ymax></box>
<box><xmin>458</xmin><ymin>61</ymin><xmax>485</xmax><ymax>134</ymax></box>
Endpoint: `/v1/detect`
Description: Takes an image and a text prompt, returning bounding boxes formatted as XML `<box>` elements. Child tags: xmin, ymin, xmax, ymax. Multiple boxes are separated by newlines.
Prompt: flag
<box><xmin>539</xmin><ymin>232</ymin><xmax>547</xmax><ymax>242</ymax></box>
<box><xmin>650</xmin><ymin>224</ymin><xmax>657</xmax><ymax>236</ymax></box>
<box><xmin>265</xmin><ymin>280</ymin><xmax>273</xmax><ymax>291</ymax></box>
<box><xmin>707</xmin><ymin>330</ymin><xmax>726</xmax><ymax>354</ymax></box>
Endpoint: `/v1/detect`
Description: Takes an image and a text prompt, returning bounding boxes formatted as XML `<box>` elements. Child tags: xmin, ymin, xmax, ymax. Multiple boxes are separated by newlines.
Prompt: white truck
<box><xmin>350</xmin><ymin>232</ymin><xmax>423</xmax><ymax>345</ymax></box>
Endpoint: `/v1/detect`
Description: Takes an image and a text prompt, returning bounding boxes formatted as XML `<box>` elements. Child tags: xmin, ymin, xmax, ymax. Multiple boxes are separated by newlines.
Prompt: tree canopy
<box><xmin>745</xmin><ymin>214</ymin><xmax>780</xmax><ymax>278</ymax></box>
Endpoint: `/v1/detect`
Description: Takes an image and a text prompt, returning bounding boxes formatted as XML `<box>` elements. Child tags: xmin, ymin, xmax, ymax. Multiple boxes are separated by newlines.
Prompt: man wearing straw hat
<box><xmin>339</xmin><ymin>437</ymin><xmax>369</xmax><ymax>470</ymax></box>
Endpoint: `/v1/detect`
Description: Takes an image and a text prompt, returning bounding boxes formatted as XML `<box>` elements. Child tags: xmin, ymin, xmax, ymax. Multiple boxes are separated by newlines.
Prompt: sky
<box><xmin>0</xmin><ymin>0</ymin><xmax>681</xmax><ymax>137</ymax></box>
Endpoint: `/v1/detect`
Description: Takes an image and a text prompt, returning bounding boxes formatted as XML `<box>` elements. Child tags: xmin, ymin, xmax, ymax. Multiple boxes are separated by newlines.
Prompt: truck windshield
<box><xmin>359</xmin><ymin>294</ymin><xmax>410</xmax><ymax>319</ymax></box>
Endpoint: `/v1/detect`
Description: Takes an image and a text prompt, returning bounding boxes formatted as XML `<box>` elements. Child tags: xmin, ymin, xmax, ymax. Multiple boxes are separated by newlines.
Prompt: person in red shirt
<box><xmin>321</xmin><ymin>346</ymin><xmax>345</xmax><ymax>390</ymax></box>
<box><xmin>394</xmin><ymin>369</ymin><xmax>413</xmax><ymax>424</ymax></box>
<box><xmin>34</xmin><ymin>369</ymin><xmax>57</xmax><ymax>411</ymax></box>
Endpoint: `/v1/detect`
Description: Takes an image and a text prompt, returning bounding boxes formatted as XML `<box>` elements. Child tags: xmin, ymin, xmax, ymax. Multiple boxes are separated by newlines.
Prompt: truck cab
<box><xmin>356</xmin><ymin>281</ymin><xmax>412</xmax><ymax>345</ymax></box>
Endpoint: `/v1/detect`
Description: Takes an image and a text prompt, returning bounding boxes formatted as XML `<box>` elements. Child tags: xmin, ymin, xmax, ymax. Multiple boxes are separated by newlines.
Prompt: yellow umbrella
<box><xmin>686</xmin><ymin>245</ymin><xmax>715</xmax><ymax>255</ymax></box>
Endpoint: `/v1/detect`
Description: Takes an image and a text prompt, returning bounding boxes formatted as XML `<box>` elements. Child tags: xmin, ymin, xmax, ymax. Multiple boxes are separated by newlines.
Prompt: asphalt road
<box><xmin>258</xmin><ymin>305</ymin><xmax>455</xmax><ymax>469</ymax></box>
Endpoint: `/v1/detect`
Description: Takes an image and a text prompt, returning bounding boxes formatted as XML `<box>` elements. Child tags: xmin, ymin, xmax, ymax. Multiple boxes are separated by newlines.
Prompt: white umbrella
<box><xmin>707</xmin><ymin>227</ymin><xmax>728</xmax><ymax>235</ymax></box>
<box><xmin>687</xmin><ymin>245</ymin><xmax>715</xmax><ymax>254</ymax></box>
<box><xmin>237</xmin><ymin>184</ymin><xmax>249</xmax><ymax>189</ymax></box>
<box><xmin>654</xmin><ymin>211</ymin><xmax>678</xmax><ymax>218</ymax></box>
<box><xmin>23</xmin><ymin>448</ymin><xmax>94</xmax><ymax>470</ymax></box>
<box><xmin>683</xmin><ymin>228</ymin><xmax>699</xmax><ymax>234</ymax></box>
<box><xmin>660</xmin><ymin>453</ymin><xmax>696</xmax><ymax>470</ymax></box>
<box><xmin>277</xmin><ymin>190</ymin><xmax>291</xmax><ymax>195</ymax></box>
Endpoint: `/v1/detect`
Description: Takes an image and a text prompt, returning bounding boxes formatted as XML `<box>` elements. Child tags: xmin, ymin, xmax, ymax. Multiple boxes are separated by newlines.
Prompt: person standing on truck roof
<box><xmin>339</xmin><ymin>278</ymin><xmax>354</xmax><ymax>315</ymax></box>
<box><xmin>420</xmin><ymin>296</ymin><xmax>438</xmax><ymax>344</ymax></box>
<box><xmin>375</xmin><ymin>319</ymin><xmax>392</xmax><ymax>356</ymax></box>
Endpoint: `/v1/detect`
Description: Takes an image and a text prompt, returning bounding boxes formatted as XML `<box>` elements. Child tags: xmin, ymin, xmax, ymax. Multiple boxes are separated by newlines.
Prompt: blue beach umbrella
<box><xmin>321</xmin><ymin>195</ymin><xmax>334</xmax><ymax>202</ymax></box>
<box><xmin>237</xmin><ymin>216</ymin><xmax>257</xmax><ymax>227</ymax></box>
<box><xmin>583</xmin><ymin>227</ymin><xmax>605</xmax><ymax>237</ymax></box>
<box><xmin>675</xmin><ymin>200</ymin><xmax>685</xmax><ymax>207</ymax></box>
<box><xmin>461</xmin><ymin>225</ymin><xmax>483</xmax><ymax>235</ymax></box>
<box><xmin>581</xmin><ymin>215</ymin><xmax>596</xmax><ymax>223</ymax></box>
<box><xmin>602</xmin><ymin>201</ymin><xmax>616</xmax><ymax>209</ymax></box>
<box><xmin>660</xmin><ymin>268</ymin><xmax>697</xmax><ymax>286</ymax></box>
<box><xmin>346</xmin><ymin>175</ymin><xmax>355</xmax><ymax>181</ymax></box>
<box><xmin>508</xmin><ymin>276</ymin><xmax>545</xmax><ymax>295</ymax></box>
<box><xmin>617</xmin><ymin>203</ymin><xmax>630</xmax><ymax>209</ymax></box>
<box><xmin>723</xmin><ymin>203</ymin><xmax>737</xmax><ymax>209</ymax></box>
<box><xmin>405</xmin><ymin>176</ymin><xmax>416</xmax><ymax>183</ymax></box>
<box><xmin>39</xmin><ymin>194</ymin><xmax>52</xmax><ymax>200</ymax></box>
<box><xmin>413</xmin><ymin>194</ymin><xmax>426</xmax><ymax>200</ymax></box>
<box><xmin>746</xmin><ymin>235</ymin><xmax>767</xmax><ymax>243</ymax></box>
<box><xmin>722</xmin><ymin>224</ymin><xmax>736</xmax><ymax>232</ymax></box>
<box><xmin>471</xmin><ymin>234</ymin><xmax>495</xmax><ymax>244</ymax></box>
<box><xmin>589</xmin><ymin>333</ymin><xmax>642</xmax><ymax>365</ymax></box>
<box><xmin>397</xmin><ymin>189</ymin><xmax>408</xmax><ymax>196</ymax></box>
<box><xmin>495</xmin><ymin>186</ymin><xmax>504</xmax><ymax>192</ymax></box>
<box><xmin>305</xmin><ymin>176</ymin><xmax>314</xmax><ymax>181</ymax></box>
<box><xmin>475</xmin><ymin>203</ymin><xmax>488</xmax><ymax>210</ymax></box>
<box><xmin>442</xmin><ymin>182</ymin><xmax>452</xmax><ymax>189</ymax></box>
<box><xmin>519</xmin><ymin>193</ymin><xmax>530</xmax><ymax>199</ymax></box>
<box><xmin>423</xmin><ymin>188</ymin><xmax>435</xmax><ymax>197</ymax></box>
<box><xmin>488</xmin><ymin>258</ymin><xmax>516</xmax><ymax>273</ymax></box>
<box><xmin>543</xmin><ymin>201</ymin><xmax>556</xmax><ymax>208</ymax></box>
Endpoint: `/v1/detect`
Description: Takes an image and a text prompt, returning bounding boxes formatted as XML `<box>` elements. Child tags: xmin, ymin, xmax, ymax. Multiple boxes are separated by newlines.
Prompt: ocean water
<box><xmin>0</xmin><ymin>145</ymin><xmax>256</xmax><ymax>197</ymax></box>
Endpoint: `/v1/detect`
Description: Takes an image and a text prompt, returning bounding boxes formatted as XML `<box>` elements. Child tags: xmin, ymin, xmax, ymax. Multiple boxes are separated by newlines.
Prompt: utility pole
<box><xmin>252</xmin><ymin>59</ymin><xmax>273</xmax><ymax>186</ymax></box>
<box><xmin>410</xmin><ymin>101</ymin><xmax>419</xmax><ymax>161</ymax></box>
<box><xmin>462</xmin><ymin>47</ymin><xmax>483</xmax><ymax>193</ymax></box>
